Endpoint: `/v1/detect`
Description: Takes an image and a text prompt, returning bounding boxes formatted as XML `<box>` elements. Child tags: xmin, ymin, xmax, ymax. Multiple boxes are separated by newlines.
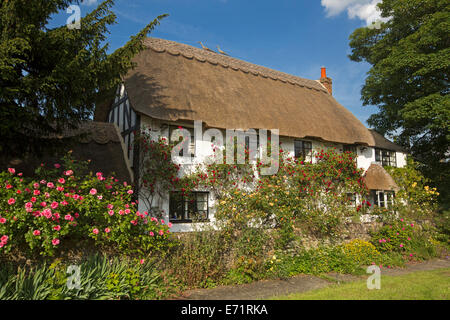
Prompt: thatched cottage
<box><xmin>95</xmin><ymin>38</ymin><xmax>407</xmax><ymax>232</ymax></box>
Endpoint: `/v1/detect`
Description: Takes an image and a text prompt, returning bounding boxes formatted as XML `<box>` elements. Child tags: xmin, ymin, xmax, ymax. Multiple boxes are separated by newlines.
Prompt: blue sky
<box><xmin>53</xmin><ymin>0</ymin><xmax>385</xmax><ymax>126</ymax></box>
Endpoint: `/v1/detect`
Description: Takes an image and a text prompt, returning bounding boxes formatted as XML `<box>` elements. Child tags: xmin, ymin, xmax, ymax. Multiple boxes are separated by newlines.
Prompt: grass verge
<box><xmin>272</xmin><ymin>268</ymin><xmax>450</xmax><ymax>300</ymax></box>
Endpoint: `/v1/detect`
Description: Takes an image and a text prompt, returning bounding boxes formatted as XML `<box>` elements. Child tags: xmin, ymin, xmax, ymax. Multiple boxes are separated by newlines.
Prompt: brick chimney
<box><xmin>319</xmin><ymin>67</ymin><xmax>332</xmax><ymax>95</ymax></box>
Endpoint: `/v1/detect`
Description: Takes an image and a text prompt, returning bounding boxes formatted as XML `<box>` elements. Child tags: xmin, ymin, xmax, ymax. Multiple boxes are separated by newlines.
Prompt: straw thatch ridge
<box><xmin>363</xmin><ymin>163</ymin><xmax>400</xmax><ymax>191</ymax></box>
<box><xmin>123</xmin><ymin>38</ymin><xmax>377</xmax><ymax>146</ymax></box>
<box><xmin>142</xmin><ymin>38</ymin><xmax>328</xmax><ymax>93</ymax></box>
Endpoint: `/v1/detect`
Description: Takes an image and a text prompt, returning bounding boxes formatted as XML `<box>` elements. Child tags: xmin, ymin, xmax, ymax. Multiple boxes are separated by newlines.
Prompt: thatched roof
<box><xmin>363</xmin><ymin>164</ymin><xmax>399</xmax><ymax>191</ymax></box>
<box><xmin>123</xmin><ymin>38</ymin><xmax>376</xmax><ymax>146</ymax></box>
<box><xmin>3</xmin><ymin>122</ymin><xmax>133</xmax><ymax>183</ymax></box>
<box><xmin>369</xmin><ymin>129</ymin><xmax>407</xmax><ymax>152</ymax></box>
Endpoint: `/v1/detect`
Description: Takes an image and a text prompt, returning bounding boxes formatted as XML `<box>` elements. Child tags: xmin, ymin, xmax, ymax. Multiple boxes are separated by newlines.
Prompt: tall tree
<box><xmin>0</xmin><ymin>0</ymin><xmax>166</xmax><ymax>158</ymax></box>
<box><xmin>349</xmin><ymin>0</ymin><xmax>449</xmax><ymax>207</ymax></box>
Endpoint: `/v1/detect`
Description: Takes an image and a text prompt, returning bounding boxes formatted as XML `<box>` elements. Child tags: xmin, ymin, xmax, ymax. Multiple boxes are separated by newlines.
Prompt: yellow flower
<box><xmin>411</xmin><ymin>182</ymin><xmax>417</xmax><ymax>188</ymax></box>
<box><xmin>424</xmin><ymin>185</ymin><xmax>429</xmax><ymax>190</ymax></box>
<box><xmin>269</xmin><ymin>203</ymin><xmax>274</xmax><ymax>206</ymax></box>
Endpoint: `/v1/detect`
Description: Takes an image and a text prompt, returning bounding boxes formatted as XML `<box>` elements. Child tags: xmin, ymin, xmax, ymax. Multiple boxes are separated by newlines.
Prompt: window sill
<box><xmin>169</xmin><ymin>219</ymin><xmax>210</xmax><ymax>224</ymax></box>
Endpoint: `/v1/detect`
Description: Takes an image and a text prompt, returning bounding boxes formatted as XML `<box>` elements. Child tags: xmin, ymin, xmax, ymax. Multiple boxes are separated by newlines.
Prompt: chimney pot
<box><xmin>319</xmin><ymin>67</ymin><xmax>332</xmax><ymax>95</ymax></box>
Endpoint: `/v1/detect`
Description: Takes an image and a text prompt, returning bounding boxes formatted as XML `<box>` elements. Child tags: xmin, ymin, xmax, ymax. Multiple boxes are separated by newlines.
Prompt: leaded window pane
<box><xmin>169</xmin><ymin>192</ymin><xmax>209</xmax><ymax>222</ymax></box>
<box><xmin>295</xmin><ymin>140</ymin><xmax>312</xmax><ymax>161</ymax></box>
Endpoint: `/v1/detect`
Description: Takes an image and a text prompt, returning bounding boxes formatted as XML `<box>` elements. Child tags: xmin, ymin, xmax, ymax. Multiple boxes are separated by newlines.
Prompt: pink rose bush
<box><xmin>370</xmin><ymin>219</ymin><xmax>414</xmax><ymax>253</ymax></box>
<box><xmin>0</xmin><ymin>154</ymin><xmax>172</xmax><ymax>257</ymax></box>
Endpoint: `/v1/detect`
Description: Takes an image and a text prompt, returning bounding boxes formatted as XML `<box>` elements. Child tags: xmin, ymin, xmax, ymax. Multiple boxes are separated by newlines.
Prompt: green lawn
<box><xmin>272</xmin><ymin>268</ymin><xmax>450</xmax><ymax>300</ymax></box>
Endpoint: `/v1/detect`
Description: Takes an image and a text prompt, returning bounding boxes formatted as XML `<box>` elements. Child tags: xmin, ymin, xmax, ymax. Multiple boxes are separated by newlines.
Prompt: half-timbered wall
<box><xmin>107</xmin><ymin>84</ymin><xmax>139</xmax><ymax>167</ymax></box>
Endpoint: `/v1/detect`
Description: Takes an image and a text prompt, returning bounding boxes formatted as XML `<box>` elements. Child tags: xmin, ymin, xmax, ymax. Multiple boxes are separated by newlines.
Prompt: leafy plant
<box><xmin>370</xmin><ymin>219</ymin><xmax>414</xmax><ymax>253</ymax></box>
<box><xmin>0</xmin><ymin>153</ymin><xmax>174</xmax><ymax>257</ymax></box>
<box><xmin>0</xmin><ymin>255</ymin><xmax>172</xmax><ymax>300</ymax></box>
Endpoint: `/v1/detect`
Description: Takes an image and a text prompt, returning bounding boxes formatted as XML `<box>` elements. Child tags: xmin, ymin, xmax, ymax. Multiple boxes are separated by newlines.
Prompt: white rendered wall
<box><xmin>138</xmin><ymin>116</ymin><xmax>407</xmax><ymax>232</ymax></box>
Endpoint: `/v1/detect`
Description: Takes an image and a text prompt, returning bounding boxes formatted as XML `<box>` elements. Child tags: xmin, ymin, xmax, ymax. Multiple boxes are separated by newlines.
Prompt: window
<box><xmin>372</xmin><ymin>190</ymin><xmax>395</xmax><ymax>208</ymax></box>
<box><xmin>386</xmin><ymin>191</ymin><xmax>395</xmax><ymax>208</ymax></box>
<box><xmin>372</xmin><ymin>190</ymin><xmax>396</xmax><ymax>208</ymax></box>
<box><xmin>375</xmin><ymin>148</ymin><xmax>397</xmax><ymax>167</ymax></box>
<box><xmin>343</xmin><ymin>144</ymin><xmax>357</xmax><ymax>155</ymax></box>
<box><xmin>372</xmin><ymin>190</ymin><xmax>384</xmax><ymax>207</ymax></box>
<box><xmin>169</xmin><ymin>125</ymin><xmax>195</xmax><ymax>157</ymax></box>
<box><xmin>244</xmin><ymin>134</ymin><xmax>259</xmax><ymax>151</ymax></box>
<box><xmin>294</xmin><ymin>140</ymin><xmax>312</xmax><ymax>161</ymax></box>
<box><xmin>169</xmin><ymin>191</ymin><xmax>209</xmax><ymax>222</ymax></box>
<box><xmin>378</xmin><ymin>191</ymin><xmax>385</xmax><ymax>207</ymax></box>
<box><xmin>346</xmin><ymin>193</ymin><xmax>356</xmax><ymax>207</ymax></box>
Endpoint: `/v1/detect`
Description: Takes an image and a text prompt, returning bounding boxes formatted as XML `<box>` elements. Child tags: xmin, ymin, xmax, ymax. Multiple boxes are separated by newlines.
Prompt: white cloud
<box><xmin>82</xmin><ymin>0</ymin><xmax>98</xmax><ymax>6</ymax></box>
<box><xmin>321</xmin><ymin>0</ymin><xmax>387</xmax><ymax>25</ymax></box>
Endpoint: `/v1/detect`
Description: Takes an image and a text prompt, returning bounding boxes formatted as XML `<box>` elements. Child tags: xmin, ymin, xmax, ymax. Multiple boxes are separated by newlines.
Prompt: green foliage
<box><xmin>0</xmin><ymin>255</ymin><xmax>173</xmax><ymax>300</ymax></box>
<box><xmin>206</xmin><ymin>148</ymin><xmax>368</xmax><ymax>239</ymax></box>
<box><xmin>267</xmin><ymin>246</ymin><xmax>364</xmax><ymax>278</ymax></box>
<box><xmin>223</xmin><ymin>227</ymin><xmax>271</xmax><ymax>284</ymax></box>
<box><xmin>0</xmin><ymin>153</ymin><xmax>174</xmax><ymax>257</ymax></box>
<box><xmin>386</xmin><ymin>157</ymin><xmax>439</xmax><ymax>219</ymax></box>
<box><xmin>136</xmin><ymin>131</ymin><xmax>183</xmax><ymax>212</ymax></box>
<box><xmin>370</xmin><ymin>219</ymin><xmax>415</xmax><ymax>253</ymax></box>
<box><xmin>433</xmin><ymin>210</ymin><xmax>450</xmax><ymax>246</ymax></box>
<box><xmin>164</xmin><ymin>229</ymin><xmax>228</xmax><ymax>289</ymax></box>
<box><xmin>348</xmin><ymin>0</ymin><xmax>450</xmax><ymax>207</ymax></box>
<box><xmin>340</xmin><ymin>239</ymin><xmax>381</xmax><ymax>266</ymax></box>
<box><xmin>0</xmin><ymin>0</ymin><xmax>167</xmax><ymax>158</ymax></box>
<box><xmin>370</xmin><ymin>218</ymin><xmax>441</xmax><ymax>262</ymax></box>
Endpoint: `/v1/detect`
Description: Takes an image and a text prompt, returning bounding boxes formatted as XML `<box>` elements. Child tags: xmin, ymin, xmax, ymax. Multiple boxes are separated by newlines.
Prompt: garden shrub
<box><xmin>386</xmin><ymin>158</ymin><xmax>438</xmax><ymax>219</ymax></box>
<box><xmin>183</xmin><ymin>147</ymin><xmax>368</xmax><ymax>245</ymax></box>
<box><xmin>340</xmin><ymin>239</ymin><xmax>381</xmax><ymax>266</ymax></box>
<box><xmin>267</xmin><ymin>246</ymin><xmax>363</xmax><ymax>278</ymax></box>
<box><xmin>0</xmin><ymin>153</ymin><xmax>173</xmax><ymax>257</ymax></box>
<box><xmin>164</xmin><ymin>229</ymin><xmax>229</xmax><ymax>289</ymax></box>
<box><xmin>370</xmin><ymin>218</ymin><xmax>442</xmax><ymax>262</ymax></box>
<box><xmin>433</xmin><ymin>210</ymin><xmax>450</xmax><ymax>247</ymax></box>
<box><xmin>370</xmin><ymin>219</ymin><xmax>414</xmax><ymax>253</ymax></box>
<box><xmin>222</xmin><ymin>227</ymin><xmax>271</xmax><ymax>284</ymax></box>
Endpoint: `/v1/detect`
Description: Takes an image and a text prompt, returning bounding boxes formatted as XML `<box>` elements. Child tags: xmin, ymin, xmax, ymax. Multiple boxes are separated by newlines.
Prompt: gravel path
<box><xmin>177</xmin><ymin>258</ymin><xmax>450</xmax><ymax>300</ymax></box>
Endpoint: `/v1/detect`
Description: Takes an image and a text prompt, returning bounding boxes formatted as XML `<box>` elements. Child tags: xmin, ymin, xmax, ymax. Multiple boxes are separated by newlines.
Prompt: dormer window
<box><xmin>375</xmin><ymin>148</ymin><xmax>397</xmax><ymax>167</ymax></box>
<box><xmin>372</xmin><ymin>190</ymin><xmax>395</xmax><ymax>208</ymax></box>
